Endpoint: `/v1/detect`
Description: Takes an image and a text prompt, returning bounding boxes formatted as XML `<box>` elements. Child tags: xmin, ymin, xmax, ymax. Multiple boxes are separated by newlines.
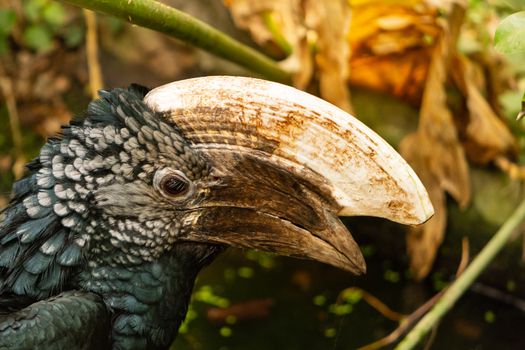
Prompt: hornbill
<box><xmin>0</xmin><ymin>76</ymin><xmax>433</xmax><ymax>349</ymax></box>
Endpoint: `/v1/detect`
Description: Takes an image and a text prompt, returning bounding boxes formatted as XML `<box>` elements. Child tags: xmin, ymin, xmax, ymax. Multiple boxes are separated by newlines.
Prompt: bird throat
<box><xmin>78</xmin><ymin>242</ymin><xmax>222</xmax><ymax>349</ymax></box>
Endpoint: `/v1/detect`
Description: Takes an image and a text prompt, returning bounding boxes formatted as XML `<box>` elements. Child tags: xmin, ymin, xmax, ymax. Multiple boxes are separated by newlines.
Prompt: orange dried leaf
<box><xmin>349</xmin><ymin>0</ymin><xmax>423</xmax><ymax>6</ymax></box>
<box><xmin>349</xmin><ymin>49</ymin><xmax>432</xmax><ymax>103</ymax></box>
<box><xmin>347</xmin><ymin>2</ymin><xmax>441</xmax><ymax>102</ymax></box>
<box><xmin>348</xmin><ymin>4</ymin><xmax>440</xmax><ymax>54</ymax></box>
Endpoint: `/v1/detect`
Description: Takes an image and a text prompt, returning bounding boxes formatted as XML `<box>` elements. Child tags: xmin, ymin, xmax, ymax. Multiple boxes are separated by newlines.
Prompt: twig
<box><xmin>456</xmin><ymin>237</ymin><xmax>470</xmax><ymax>276</ymax></box>
<box><xmin>0</xmin><ymin>73</ymin><xmax>24</xmax><ymax>179</ymax></box>
<box><xmin>494</xmin><ymin>156</ymin><xmax>525</xmax><ymax>180</ymax></box>
<box><xmin>395</xmin><ymin>199</ymin><xmax>525</xmax><ymax>350</ymax></box>
<box><xmin>60</xmin><ymin>0</ymin><xmax>291</xmax><ymax>84</ymax></box>
<box><xmin>338</xmin><ymin>287</ymin><xmax>405</xmax><ymax>322</ymax></box>
<box><xmin>357</xmin><ymin>291</ymin><xmax>443</xmax><ymax>350</ymax></box>
<box><xmin>83</xmin><ymin>9</ymin><xmax>103</xmax><ymax>99</ymax></box>
<box><xmin>471</xmin><ymin>282</ymin><xmax>525</xmax><ymax>313</ymax></box>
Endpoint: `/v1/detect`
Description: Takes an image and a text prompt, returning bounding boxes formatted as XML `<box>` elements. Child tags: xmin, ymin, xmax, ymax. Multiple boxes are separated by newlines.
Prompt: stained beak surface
<box><xmin>145</xmin><ymin>76</ymin><xmax>434</xmax><ymax>274</ymax></box>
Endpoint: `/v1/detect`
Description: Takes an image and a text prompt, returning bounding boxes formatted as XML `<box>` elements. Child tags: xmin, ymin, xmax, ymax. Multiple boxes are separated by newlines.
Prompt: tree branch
<box><xmin>60</xmin><ymin>0</ymin><xmax>291</xmax><ymax>83</ymax></box>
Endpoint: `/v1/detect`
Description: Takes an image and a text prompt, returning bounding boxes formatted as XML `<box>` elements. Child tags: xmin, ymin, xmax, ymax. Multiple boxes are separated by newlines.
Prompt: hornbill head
<box><xmin>0</xmin><ymin>76</ymin><xmax>434</xmax><ymax>293</ymax></box>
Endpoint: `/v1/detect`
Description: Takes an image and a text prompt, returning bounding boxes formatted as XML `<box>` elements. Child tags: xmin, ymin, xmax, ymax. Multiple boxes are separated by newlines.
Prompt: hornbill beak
<box><xmin>144</xmin><ymin>76</ymin><xmax>434</xmax><ymax>274</ymax></box>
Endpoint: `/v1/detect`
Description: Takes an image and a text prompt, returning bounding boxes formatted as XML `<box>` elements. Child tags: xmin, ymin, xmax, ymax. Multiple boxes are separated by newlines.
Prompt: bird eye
<box><xmin>154</xmin><ymin>168</ymin><xmax>194</xmax><ymax>200</ymax></box>
<box><xmin>161</xmin><ymin>175</ymin><xmax>189</xmax><ymax>196</ymax></box>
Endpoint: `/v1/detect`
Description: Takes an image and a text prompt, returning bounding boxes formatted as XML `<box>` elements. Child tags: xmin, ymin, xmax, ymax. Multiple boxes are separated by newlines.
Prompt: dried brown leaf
<box><xmin>225</xmin><ymin>0</ymin><xmax>313</xmax><ymax>87</ymax></box>
<box><xmin>401</xmin><ymin>134</ymin><xmax>447</xmax><ymax>280</ymax></box>
<box><xmin>400</xmin><ymin>35</ymin><xmax>470</xmax><ymax>279</ymax></box>
<box><xmin>418</xmin><ymin>39</ymin><xmax>470</xmax><ymax>206</ymax></box>
<box><xmin>451</xmin><ymin>55</ymin><xmax>517</xmax><ymax>164</ymax></box>
<box><xmin>399</xmin><ymin>2</ymin><xmax>516</xmax><ymax>279</ymax></box>
<box><xmin>395</xmin><ymin>4</ymin><xmax>472</xmax><ymax>279</ymax></box>
<box><xmin>224</xmin><ymin>0</ymin><xmax>293</xmax><ymax>54</ymax></box>
<box><xmin>313</xmin><ymin>0</ymin><xmax>353</xmax><ymax>112</ymax></box>
<box><xmin>225</xmin><ymin>0</ymin><xmax>353</xmax><ymax>112</ymax></box>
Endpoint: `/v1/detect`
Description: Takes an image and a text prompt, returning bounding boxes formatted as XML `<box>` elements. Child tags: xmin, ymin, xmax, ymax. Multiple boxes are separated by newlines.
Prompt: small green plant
<box><xmin>0</xmin><ymin>0</ymin><xmax>85</xmax><ymax>55</ymax></box>
<box><xmin>23</xmin><ymin>0</ymin><xmax>67</xmax><ymax>52</ymax></box>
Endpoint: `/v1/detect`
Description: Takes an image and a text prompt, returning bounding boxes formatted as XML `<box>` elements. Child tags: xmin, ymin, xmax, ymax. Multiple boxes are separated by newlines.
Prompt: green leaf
<box><xmin>42</xmin><ymin>2</ymin><xmax>66</xmax><ymax>28</ymax></box>
<box><xmin>23</xmin><ymin>25</ymin><xmax>52</xmax><ymax>52</ymax></box>
<box><xmin>494</xmin><ymin>11</ymin><xmax>525</xmax><ymax>55</ymax></box>
<box><xmin>0</xmin><ymin>9</ymin><xmax>16</xmax><ymax>37</ymax></box>
<box><xmin>23</xmin><ymin>0</ymin><xmax>47</xmax><ymax>23</ymax></box>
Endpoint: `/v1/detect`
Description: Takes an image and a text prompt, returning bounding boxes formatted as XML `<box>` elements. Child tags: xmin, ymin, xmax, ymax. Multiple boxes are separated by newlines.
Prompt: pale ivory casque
<box><xmin>145</xmin><ymin>76</ymin><xmax>434</xmax><ymax>227</ymax></box>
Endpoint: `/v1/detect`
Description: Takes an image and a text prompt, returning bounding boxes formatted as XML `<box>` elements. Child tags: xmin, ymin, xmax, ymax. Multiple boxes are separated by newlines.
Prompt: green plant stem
<box><xmin>395</xmin><ymin>198</ymin><xmax>525</xmax><ymax>350</ymax></box>
<box><xmin>60</xmin><ymin>0</ymin><xmax>291</xmax><ymax>83</ymax></box>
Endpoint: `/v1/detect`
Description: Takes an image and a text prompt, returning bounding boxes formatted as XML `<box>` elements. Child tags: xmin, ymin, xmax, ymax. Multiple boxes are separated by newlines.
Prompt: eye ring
<box><xmin>154</xmin><ymin>168</ymin><xmax>194</xmax><ymax>200</ymax></box>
